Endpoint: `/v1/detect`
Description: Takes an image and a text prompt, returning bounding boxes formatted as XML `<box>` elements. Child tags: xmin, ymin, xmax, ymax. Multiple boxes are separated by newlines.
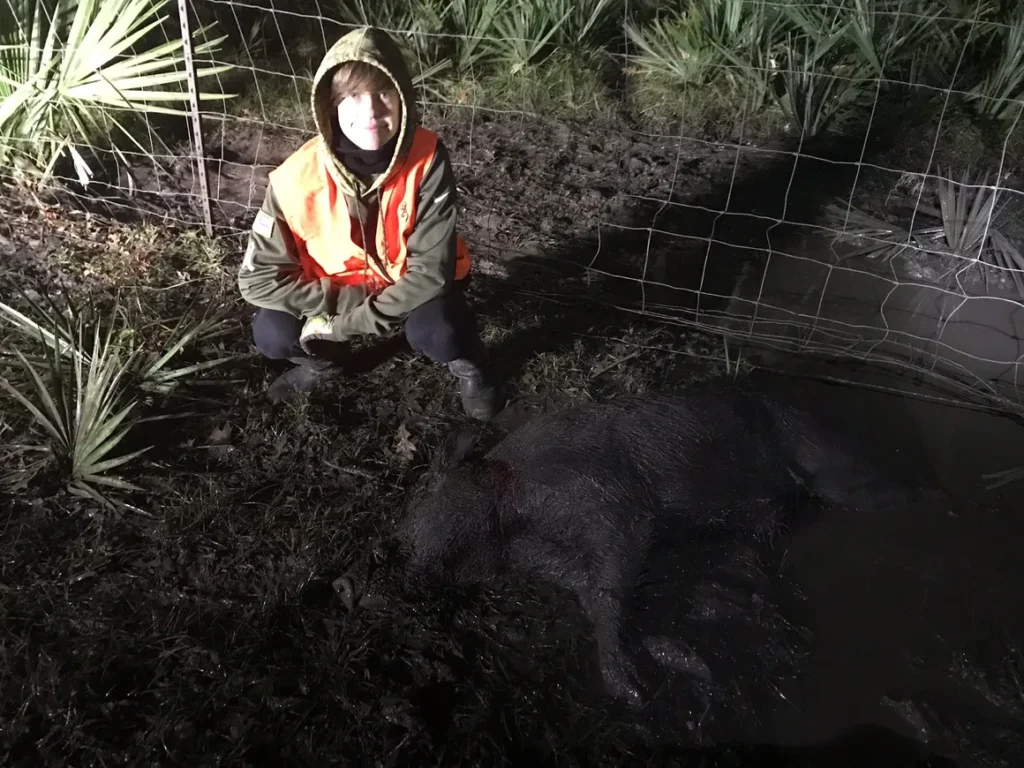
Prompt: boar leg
<box><xmin>578</xmin><ymin>533</ymin><xmax>653</xmax><ymax>709</ymax></box>
<box><xmin>510</xmin><ymin>516</ymin><xmax>652</xmax><ymax>707</ymax></box>
<box><xmin>584</xmin><ymin>587</ymin><xmax>648</xmax><ymax>708</ymax></box>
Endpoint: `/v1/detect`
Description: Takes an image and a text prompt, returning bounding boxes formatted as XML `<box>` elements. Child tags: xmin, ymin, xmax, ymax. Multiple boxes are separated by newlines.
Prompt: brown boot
<box><xmin>447</xmin><ymin>356</ymin><xmax>503</xmax><ymax>420</ymax></box>
<box><xmin>266</xmin><ymin>357</ymin><xmax>336</xmax><ymax>404</ymax></box>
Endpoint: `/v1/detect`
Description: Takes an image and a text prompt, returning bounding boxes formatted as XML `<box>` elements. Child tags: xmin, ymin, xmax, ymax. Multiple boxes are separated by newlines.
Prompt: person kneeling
<box><xmin>237</xmin><ymin>26</ymin><xmax>502</xmax><ymax>420</ymax></box>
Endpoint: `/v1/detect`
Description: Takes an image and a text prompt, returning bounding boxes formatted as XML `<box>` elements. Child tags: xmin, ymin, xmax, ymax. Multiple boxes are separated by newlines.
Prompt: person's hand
<box><xmin>299</xmin><ymin>314</ymin><xmax>334</xmax><ymax>354</ymax></box>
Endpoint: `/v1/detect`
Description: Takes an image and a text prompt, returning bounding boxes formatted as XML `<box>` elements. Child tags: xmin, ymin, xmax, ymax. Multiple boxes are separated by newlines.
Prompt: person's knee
<box><xmin>251</xmin><ymin>309</ymin><xmax>303</xmax><ymax>360</ymax></box>
<box><xmin>405</xmin><ymin>292</ymin><xmax>477</xmax><ymax>363</ymax></box>
<box><xmin>405</xmin><ymin>316</ymin><xmax>459</xmax><ymax>362</ymax></box>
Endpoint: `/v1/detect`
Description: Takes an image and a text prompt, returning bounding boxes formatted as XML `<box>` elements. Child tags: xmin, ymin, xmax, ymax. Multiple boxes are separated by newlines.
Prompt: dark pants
<box><xmin>251</xmin><ymin>284</ymin><xmax>480</xmax><ymax>364</ymax></box>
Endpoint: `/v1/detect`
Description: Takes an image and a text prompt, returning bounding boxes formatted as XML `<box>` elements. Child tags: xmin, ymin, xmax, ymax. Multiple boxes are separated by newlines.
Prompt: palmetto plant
<box><xmin>441</xmin><ymin>0</ymin><xmax>507</xmax><ymax>77</ymax></box>
<box><xmin>768</xmin><ymin>0</ymin><xmax>927</xmax><ymax>138</ymax></box>
<box><xmin>334</xmin><ymin>0</ymin><xmax>450</xmax><ymax>81</ymax></box>
<box><xmin>0</xmin><ymin>294</ymin><xmax>238</xmax><ymax>506</ymax></box>
<box><xmin>623</xmin><ymin>0</ymin><xmax>956</xmax><ymax>136</ymax></box>
<box><xmin>335</xmin><ymin>0</ymin><xmax>511</xmax><ymax>95</ymax></box>
<box><xmin>0</xmin><ymin>313</ymin><xmax>151</xmax><ymax>505</ymax></box>
<box><xmin>965</xmin><ymin>8</ymin><xmax>1024</xmax><ymax>123</ymax></box>
<box><xmin>339</xmin><ymin>0</ymin><xmax>624</xmax><ymax>78</ymax></box>
<box><xmin>542</xmin><ymin>0</ymin><xmax>623</xmax><ymax>53</ymax></box>
<box><xmin>771</xmin><ymin>25</ymin><xmax>876</xmax><ymax>138</ymax></box>
<box><xmin>0</xmin><ymin>0</ymin><xmax>234</xmax><ymax>184</ymax></box>
<box><xmin>624</xmin><ymin>0</ymin><xmax>782</xmax><ymax>93</ymax></box>
<box><xmin>488</xmin><ymin>1</ymin><xmax>571</xmax><ymax>74</ymax></box>
<box><xmin>826</xmin><ymin>169</ymin><xmax>1024</xmax><ymax>297</ymax></box>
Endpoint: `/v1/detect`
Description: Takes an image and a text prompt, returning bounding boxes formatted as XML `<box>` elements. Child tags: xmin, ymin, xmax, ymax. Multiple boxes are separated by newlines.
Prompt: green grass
<box><xmin>46</xmin><ymin>219</ymin><xmax>239</xmax><ymax>289</ymax></box>
<box><xmin>436</xmin><ymin>49</ymin><xmax>620</xmax><ymax>118</ymax></box>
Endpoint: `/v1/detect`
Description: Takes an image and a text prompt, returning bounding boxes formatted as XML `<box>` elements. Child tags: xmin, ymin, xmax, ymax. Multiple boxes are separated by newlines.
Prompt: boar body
<box><xmin>353</xmin><ymin>389</ymin><xmax>915</xmax><ymax>707</ymax></box>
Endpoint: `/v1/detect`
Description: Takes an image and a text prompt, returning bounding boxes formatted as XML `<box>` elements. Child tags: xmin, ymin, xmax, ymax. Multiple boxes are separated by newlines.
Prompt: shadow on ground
<box><xmin>472</xmin><ymin>131</ymin><xmax>879</xmax><ymax>397</ymax></box>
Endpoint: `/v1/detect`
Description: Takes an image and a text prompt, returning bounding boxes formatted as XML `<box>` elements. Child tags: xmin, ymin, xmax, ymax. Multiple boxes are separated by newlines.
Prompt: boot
<box><xmin>447</xmin><ymin>356</ymin><xmax>502</xmax><ymax>421</ymax></box>
<box><xmin>266</xmin><ymin>356</ymin><xmax>336</xmax><ymax>404</ymax></box>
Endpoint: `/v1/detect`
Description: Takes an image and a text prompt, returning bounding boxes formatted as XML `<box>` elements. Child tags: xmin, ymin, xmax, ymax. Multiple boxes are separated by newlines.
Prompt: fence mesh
<box><xmin>5</xmin><ymin>0</ymin><xmax>1024</xmax><ymax>416</ymax></box>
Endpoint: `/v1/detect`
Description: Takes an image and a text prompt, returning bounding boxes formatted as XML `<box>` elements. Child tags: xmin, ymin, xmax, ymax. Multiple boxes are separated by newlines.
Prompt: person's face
<box><xmin>336</xmin><ymin>86</ymin><xmax>401</xmax><ymax>151</ymax></box>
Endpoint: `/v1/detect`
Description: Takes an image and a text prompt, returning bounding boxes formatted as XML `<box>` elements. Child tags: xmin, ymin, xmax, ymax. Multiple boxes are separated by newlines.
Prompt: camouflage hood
<box><xmin>310</xmin><ymin>27</ymin><xmax>419</xmax><ymax>197</ymax></box>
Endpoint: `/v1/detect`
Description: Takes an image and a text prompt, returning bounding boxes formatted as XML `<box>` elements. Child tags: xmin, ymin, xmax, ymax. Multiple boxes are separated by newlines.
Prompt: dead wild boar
<box><xmin>337</xmin><ymin>389</ymin><xmax>917</xmax><ymax>708</ymax></box>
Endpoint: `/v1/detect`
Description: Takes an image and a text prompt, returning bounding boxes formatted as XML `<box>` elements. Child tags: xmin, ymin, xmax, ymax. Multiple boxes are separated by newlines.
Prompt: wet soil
<box><xmin>2</xmin><ymin>107</ymin><xmax>1023</xmax><ymax>766</ymax></box>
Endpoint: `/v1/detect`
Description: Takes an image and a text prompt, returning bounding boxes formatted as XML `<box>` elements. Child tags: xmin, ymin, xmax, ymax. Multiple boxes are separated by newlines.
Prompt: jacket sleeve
<box><xmin>237</xmin><ymin>181</ymin><xmax>367</xmax><ymax>319</ymax></box>
<box><xmin>330</xmin><ymin>139</ymin><xmax>460</xmax><ymax>340</ymax></box>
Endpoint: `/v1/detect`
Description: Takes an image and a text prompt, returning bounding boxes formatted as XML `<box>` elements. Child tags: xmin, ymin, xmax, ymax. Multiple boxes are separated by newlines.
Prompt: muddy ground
<box><xmin>2</xmin><ymin>106</ymin><xmax>1024</xmax><ymax>766</ymax></box>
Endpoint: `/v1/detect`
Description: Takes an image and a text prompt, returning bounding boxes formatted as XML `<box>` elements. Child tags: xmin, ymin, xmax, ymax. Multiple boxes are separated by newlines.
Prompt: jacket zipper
<box><xmin>357</xmin><ymin>187</ymin><xmax>394</xmax><ymax>289</ymax></box>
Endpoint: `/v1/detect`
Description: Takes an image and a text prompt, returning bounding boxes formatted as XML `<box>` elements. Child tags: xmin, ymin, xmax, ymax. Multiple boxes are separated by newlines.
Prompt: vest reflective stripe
<box><xmin>268</xmin><ymin>126</ymin><xmax>471</xmax><ymax>295</ymax></box>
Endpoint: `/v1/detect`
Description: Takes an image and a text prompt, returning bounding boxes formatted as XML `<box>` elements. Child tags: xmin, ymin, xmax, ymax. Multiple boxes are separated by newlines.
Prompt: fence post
<box><xmin>177</xmin><ymin>0</ymin><xmax>214</xmax><ymax>237</ymax></box>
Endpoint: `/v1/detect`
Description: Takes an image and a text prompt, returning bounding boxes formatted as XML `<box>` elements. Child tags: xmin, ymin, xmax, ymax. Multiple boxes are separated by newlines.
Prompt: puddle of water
<box><xmin>746</xmin><ymin>368</ymin><xmax>1024</xmax><ymax>760</ymax></box>
<box><xmin>725</xmin><ymin>231</ymin><xmax>1024</xmax><ymax>409</ymax></box>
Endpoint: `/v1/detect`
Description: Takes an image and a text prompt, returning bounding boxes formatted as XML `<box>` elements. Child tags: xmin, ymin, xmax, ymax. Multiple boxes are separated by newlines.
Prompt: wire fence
<box><xmin>5</xmin><ymin>0</ymin><xmax>1024</xmax><ymax>417</ymax></box>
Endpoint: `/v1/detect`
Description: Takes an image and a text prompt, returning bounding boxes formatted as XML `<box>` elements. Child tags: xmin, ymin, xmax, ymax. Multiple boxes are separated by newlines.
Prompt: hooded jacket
<box><xmin>237</xmin><ymin>27</ymin><xmax>467</xmax><ymax>340</ymax></box>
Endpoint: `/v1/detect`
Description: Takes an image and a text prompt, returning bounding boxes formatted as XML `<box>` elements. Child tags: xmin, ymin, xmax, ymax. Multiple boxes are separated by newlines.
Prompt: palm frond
<box><xmin>966</xmin><ymin>8</ymin><xmax>1024</xmax><ymax>123</ymax></box>
<box><xmin>488</xmin><ymin>2</ymin><xmax>571</xmax><ymax>74</ymax></box>
<box><xmin>0</xmin><ymin>290</ymin><xmax>240</xmax><ymax>506</ymax></box>
<box><xmin>824</xmin><ymin>203</ymin><xmax>916</xmax><ymax>261</ymax></box>
<box><xmin>0</xmin><ymin>0</ymin><xmax>236</xmax><ymax>183</ymax></box>
<box><xmin>124</xmin><ymin>303</ymin><xmax>239</xmax><ymax>395</ymax></box>
<box><xmin>0</xmin><ymin>313</ymin><xmax>147</xmax><ymax>506</ymax></box>
<box><xmin>826</xmin><ymin>168</ymin><xmax>1024</xmax><ymax>299</ymax></box>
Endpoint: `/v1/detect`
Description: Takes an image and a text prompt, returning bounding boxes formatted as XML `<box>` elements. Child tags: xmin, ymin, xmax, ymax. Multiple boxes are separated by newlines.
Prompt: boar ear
<box><xmin>428</xmin><ymin>426</ymin><xmax>483</xmax><ymax>486</ymax></box>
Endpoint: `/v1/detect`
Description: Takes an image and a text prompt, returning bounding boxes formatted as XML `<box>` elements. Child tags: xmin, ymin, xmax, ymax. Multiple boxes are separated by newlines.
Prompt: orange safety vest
<box><xmin>267</xmin><ymin>126</ymin><xmax>471</xmax><ymax>295</ymax></box>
